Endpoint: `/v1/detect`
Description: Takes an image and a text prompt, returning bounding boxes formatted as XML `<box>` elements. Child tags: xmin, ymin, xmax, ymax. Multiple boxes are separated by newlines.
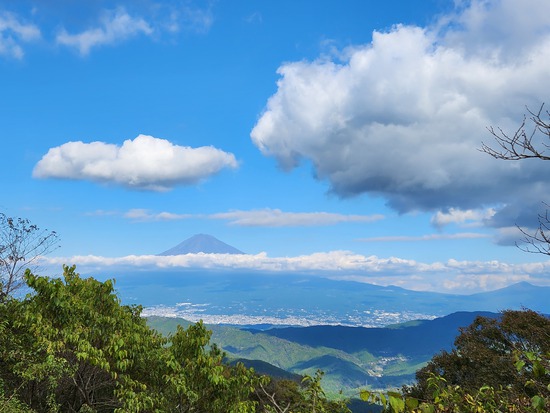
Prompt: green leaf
<box><xmin>359</xmin><ymin>390</ymin><xmax>371</xmax><ymax>402</ymax></box>
<box><xmin>380</xmin><ymin>393</ymin><xmax>387</xmax><ymax>408</ymax></box>
<box><xmin>388</xmin><ymin>394</ymin><xmax>405</xmax><ymax>413</ymax></box>
<box><xmin>514</xmin><ymin>359</ymin><xmax>526</xmax><ymax>372</ymax></box>
<box><xmin>418</xmin><ymin>403</ymin><xmax>435</xmax><ymax>413</ymax></box>
<box><xmin>531</xmin><ymin>395</ymin><xmax>546</xmax><ymax>411</ymax></box>
<box><xmin>533</xmin><ymin>361</ymin><xmax>546</xmax><ymax>378</ymax></box>
<box><xmin>405</xmin><ymin>397</ymin><xmax>419</xmax><ymax>410</ymax></box>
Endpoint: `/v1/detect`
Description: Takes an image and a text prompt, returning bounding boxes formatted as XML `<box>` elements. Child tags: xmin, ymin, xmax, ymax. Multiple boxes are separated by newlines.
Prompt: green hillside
<box><xmin>147</xmin><ymin>316</ymin><xmax>433</xmax><ymax>395</ymax></box>
<box><xmin>147</xmin><ymin>311</ymin><xmax>498</xmax><ymax>395</ymax></box>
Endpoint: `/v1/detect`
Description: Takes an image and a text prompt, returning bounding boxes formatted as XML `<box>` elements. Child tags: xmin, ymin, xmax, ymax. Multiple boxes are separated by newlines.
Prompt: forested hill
<box><xmin>148</xmin><ymin>311</ymin><xmax>502</xmax><ymax>393</ymax></box>
<box><xmin>256</xmin><ymin>311</ymin><xmax>499</xmax><ymax>356</ymax></box>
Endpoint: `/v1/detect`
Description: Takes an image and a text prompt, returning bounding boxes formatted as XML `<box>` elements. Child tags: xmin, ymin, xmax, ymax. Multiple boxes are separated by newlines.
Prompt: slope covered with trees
<box><xmin>0</xmin><ymin>265</ymin><xmax>349</xmax><ymax>413</ymax></box>
<box><xmin>362</xmin><ymin>310</ymin><xmax>550</xmax><ymax>412</ymax></box>
<box><xmin>148</xmin><ymin>312</ymin><xmax>500</xmax><ymax>395</ymax></box>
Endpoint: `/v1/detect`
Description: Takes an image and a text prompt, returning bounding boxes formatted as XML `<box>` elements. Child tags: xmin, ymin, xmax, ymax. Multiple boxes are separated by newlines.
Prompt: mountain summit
<box><xmin>158</xmin><ymin>234</ymin><xmax>245</xmax><ymax>255</ymax></box>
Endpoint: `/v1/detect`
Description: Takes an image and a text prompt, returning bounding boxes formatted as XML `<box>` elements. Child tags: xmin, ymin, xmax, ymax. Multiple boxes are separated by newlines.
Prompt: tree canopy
<box><xmin>0</xmin><ymin>265</ymin><xmax>348</xmax><ymax>413</ymax></box>
<box><xmin>362</xmin><ymin>309</ymin><xmax>550</xmax><ymax>412</ymax></box>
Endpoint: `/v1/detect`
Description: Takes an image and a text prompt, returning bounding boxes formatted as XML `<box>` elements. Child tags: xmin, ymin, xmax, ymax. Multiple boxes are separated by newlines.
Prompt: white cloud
<box><xmin>251</xmin><ymin>0</ymin><xmax>550</xmax><ymax>231</ymax></box>
<box><xmin>42</xmin><ymin>250</ymin><xmax>550</xmax><ymax>293</ymax></box>
<box><xmin>0</xmin><ymin>11</ymin><xmax>40</xmax><ymax>59</ymax></box>
<box><xmin>442</xmin><ymin>0</ymin><xmax>550</xmax><ymax>61</ymax></box>
<box><xmin>357</xmin><ymin>233</ymin><xmax>491</xmax><ymax>242</ymax></box>
<box><xmin>56</xmin><ymin>8</ymin><xmax>153</xmax><ymax>55</ymax></box>
<box><xmin>175</xmin><ymin>5</ymin><xmax>213</xmax><ymax>33</ymax></box>
<box><xmin>112</xmin><ymin>207</ymin><xmax>384</xmax><ymax>227</ymax></box>
<box><xmin>431</xmin><ymin>207</ymin><xmax>496</xmax><ymax>227</ymax></box>
<box><xmin>124</xmin><ymin>209</ymin><xmax>192</xmax><ymax>221</ymax></box>
<box><xmin>33</xmin><ymin>134</ymin><xmax>238</xmax><ymax>191</ymax></box>
<box><xmin>209</xmin><ymin>208</ymin><xmax>384</xmax><ymax>227</ymax></box>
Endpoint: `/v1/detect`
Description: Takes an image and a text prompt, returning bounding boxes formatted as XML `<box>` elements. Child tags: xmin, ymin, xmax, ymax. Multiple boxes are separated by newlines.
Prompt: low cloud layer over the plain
<box><xmin>33</xmin><ymin>134</ymin><xmax>238</xmax><ymax>191</ymax></box>
<box><xmin>43</xmin><ymin>250</ymin><xmax>550</xmax><ymax>294</ymax></box>
<box><xmin>251</xmin><ymin>0</ymin><xmax>550</xmax><ymax>236</ymax></box>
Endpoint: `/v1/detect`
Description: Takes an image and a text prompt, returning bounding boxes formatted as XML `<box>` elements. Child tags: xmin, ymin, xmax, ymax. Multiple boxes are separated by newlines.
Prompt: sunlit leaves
<box><xmin>0</xmin><ymin>265</ymin><xmax>259</xmax><ymax>412</ymax></box>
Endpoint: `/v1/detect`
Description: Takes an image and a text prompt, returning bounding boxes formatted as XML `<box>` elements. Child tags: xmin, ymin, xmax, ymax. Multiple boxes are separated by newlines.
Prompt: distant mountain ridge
<box><xmin>257</xmin><ymin>311</ymin><xmax>499</xmax><ymax>356</ymax></box>
<box><xmin>158</xmin><ymin>234</ymin><xmax>244</xmax><ymax>255</ymax></box>
<box><xmin>147</xmin><ymin>311</ymin><xmax>502</xmax><ymax>394</ymax></box>
<box><xmin>120</xmin><ymin>270</ymin><xmax>550</xmax><ymax>327</ymax></box>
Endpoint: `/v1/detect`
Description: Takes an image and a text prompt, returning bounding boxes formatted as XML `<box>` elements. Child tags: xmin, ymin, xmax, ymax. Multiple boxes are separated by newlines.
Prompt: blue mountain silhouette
<box><xmin>158</xmin><ymin>234</ymin><xmax>244</xmax><ymax>255</ymax></box>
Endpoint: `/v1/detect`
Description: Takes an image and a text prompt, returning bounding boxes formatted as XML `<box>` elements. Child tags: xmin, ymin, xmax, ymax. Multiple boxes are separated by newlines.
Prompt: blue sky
<box><xmin>2</xmin><ymin>0</ymin><xmax>550</xmax><ymax>293</ymax></box>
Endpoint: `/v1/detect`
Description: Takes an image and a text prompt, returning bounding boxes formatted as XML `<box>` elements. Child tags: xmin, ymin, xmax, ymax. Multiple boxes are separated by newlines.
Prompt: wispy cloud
<box><xmin>0</xmin><ymin>10</ymin><xmax>40</xmax><ymax>59</ymax></box>
<box><xmin>244</xmin><ymin>12</ymin><xmax>263</xmax><ymax>24</ymax></box>
<box><xmin>209</xmin><ymin>208</ymin><xmax>384</xmax><ymax>227</ymax></box>
<box><xmin>124</xmin><ymin>209</ymin><xmax>192</xmax><ymax>222</ymax></box>
<box><xmin>175</xmin><ymin>4</ymin><xmax>214</xmax><ymax>33</ymax></box>
<box><xmin>42</xmin><ymin>251</ymin><xmax>550</xmax><ymax>293</ymax></box>
<box><xmin>33</xmin><ymin>134</ymin><xmax>238</xmax><ymax>191</ymax></box>
<box><xmin>357</xmin><ymin>233</ymin><xmax>491</xmax><ymax>242</ymax></box>
<box><xmin>56</xmin><ymin>7</ymin><xmax>153</xmax><ymax>55</ymax></box>
<box><xmin>110</xmin><ymin>207</ymin><xmax>384</xmax><ymax>227</ymax></box>
<box><xmin>84</xmin><ymin>210</ymin><xmax>119</xmax><ymax>217</ymax></box>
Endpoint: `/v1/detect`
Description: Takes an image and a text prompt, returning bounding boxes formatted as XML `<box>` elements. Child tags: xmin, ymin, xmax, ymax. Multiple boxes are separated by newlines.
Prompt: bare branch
<box><xmin>480</xmin><ymin>104</ymin><xmax>550</xmax><ymax>161</ymax></box>
<box><xmin>515</xmin><ymin>206</ymin><xmax>550</xmax><ymax>256</ymax></box>
<box><xmin>0</xmin><ymin>213</ymin><xmax>60</xmax><ymax>299</ymax></box>
<box><xmin>255</xmin><ymin>382</ymin><xmax>291</xmax><ymax>413</ymax></box>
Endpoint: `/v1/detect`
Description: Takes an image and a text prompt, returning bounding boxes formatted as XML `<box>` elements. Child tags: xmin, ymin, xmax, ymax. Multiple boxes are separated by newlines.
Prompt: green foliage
<box><xmin>254</xmin><ymin>370</ymin><xmax>351</xmax><ymax>413</ymax></box>
<box><xmin>1</xmin><ymin>265</ymin><xmax>350</xmax><ymax>413</ymax></box>
<box><xmin>408</xmin><ymin>309</ymin><xmax>550</xmax><ymax>401</ymax></box>
<box><xmin>360</xmin><ymin>309</ymin><xmax>550</xmax><ymax>412</ymax></box>
<box><xmin>147</xmin><ymin>316</ymin><xmax>417</xmax><ymax>395</ymax></box>
<box><xmin>165</xmin><ymin>322</ymin><xmax>258</xmax><ymax>413</ymax></box>
<box><xmin>0</xmin><ymin>265</ymin><xmax>259</xmax><ymax>412</ymax></box>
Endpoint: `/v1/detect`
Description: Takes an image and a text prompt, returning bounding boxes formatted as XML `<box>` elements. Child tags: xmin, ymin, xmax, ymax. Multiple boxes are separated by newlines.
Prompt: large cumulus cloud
<box><xmin>251</xmin><ymin>0</ymin><xmax>550</xmax><ymax>231</ymax></box>
<box><xmin>33</xmin><ymin>134</ymin><xmax>238</xmax><ymax>191</ymax></box>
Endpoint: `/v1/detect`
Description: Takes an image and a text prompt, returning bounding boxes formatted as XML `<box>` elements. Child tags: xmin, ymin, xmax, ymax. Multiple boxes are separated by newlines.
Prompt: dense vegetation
<box><xmin>148</xmin><ymin>312</ymin><xmax>501</xmax><ymax>396</ymax></box>
<box><xmin>0</xmin><ymin>266</ymin><xmax>349</xmax><ymax>413</ymax></box>
<box><xmin>1</xmin><ymin>260</ymin><xmax>549</xmax><ymax>412</ymax></box>
<box><xmin>362</xmin><ymin>310</ymin><xmax>550</xmax><ymax>412</ymax></box>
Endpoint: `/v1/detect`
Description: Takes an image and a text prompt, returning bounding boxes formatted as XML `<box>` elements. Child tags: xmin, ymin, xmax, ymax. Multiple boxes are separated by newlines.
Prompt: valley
<box><xmin>147</xmin><ymin>311</ymin><xmax>500</xmax><ymax>395</ymax></box>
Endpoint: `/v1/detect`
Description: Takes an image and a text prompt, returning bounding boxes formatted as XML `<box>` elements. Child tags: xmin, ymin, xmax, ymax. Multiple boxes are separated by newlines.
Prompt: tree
<box><xmin>254</xmin><ymin>371</ymin><xmax>350</xmax><ymax>413</ymax></box>
<box><xmin>480</xmin><ymin>105</ymin><xmax>550</xmax><ymax>255</ymax></box>
<box><xmin>0</xmin><ymin>265</ymin><xmax>259</xmax><ymax>412</ymax></box>
<box><xmin>405</xmin><ymin>310</ymin><xmax>550</xmax><ymax>404</ymax></box>
<box><xmin>361</xmin><ymin>310</ymin><xmax>550</xmax><ymax>412</ymax></box>
<box><xmin>0</xmin><ymin>213</ymin><xmax>59</xmax><ymax>300</ymax></box>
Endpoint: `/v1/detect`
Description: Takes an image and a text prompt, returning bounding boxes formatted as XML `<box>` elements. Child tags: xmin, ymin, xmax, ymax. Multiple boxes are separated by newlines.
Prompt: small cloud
<box><xmin>431</xmin><ymin>207</ymin><xmax>496</xmax><ymax>227</ymax></box>
<box><xmin>0</xmin><ymin>10</ymin><xmax>40</xmax><ymax>59</ymax></box>
<box><xmin>178</xmin><ymin>5</ymin><xmax>213</xmax><ymax>33</ymax></box>
<box><xmin>244</xmin><ymin>12</ymin><xmax>262</xmax><ymax>24</ymax></box>
<box><xmin>124</xmin><ymin>209</ymin><xmax>192</xmax><ymax>222</ymax></box>
<box><xmin>56</xmin><ymin>7</ymin><xmax>153</xmax><ymax>55</ymax></box>
<box><xmin>209</xmin><ymin>208</ymin><xmax>384</xmax><ymax>227</ymax></box>
<box><xmin>84</xmin><ymin>209</ymin><xmax>119</xmax><ymax>217</ymax></box>
<box><xmin>357</xmin><ymin>233</ymin><xmax>491</xmax><ymax>242</ymax></box>
<box><xmin>33</xmin><ymin>134</ymin><xmax>238</xmax><ymax>191</ymax></box>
